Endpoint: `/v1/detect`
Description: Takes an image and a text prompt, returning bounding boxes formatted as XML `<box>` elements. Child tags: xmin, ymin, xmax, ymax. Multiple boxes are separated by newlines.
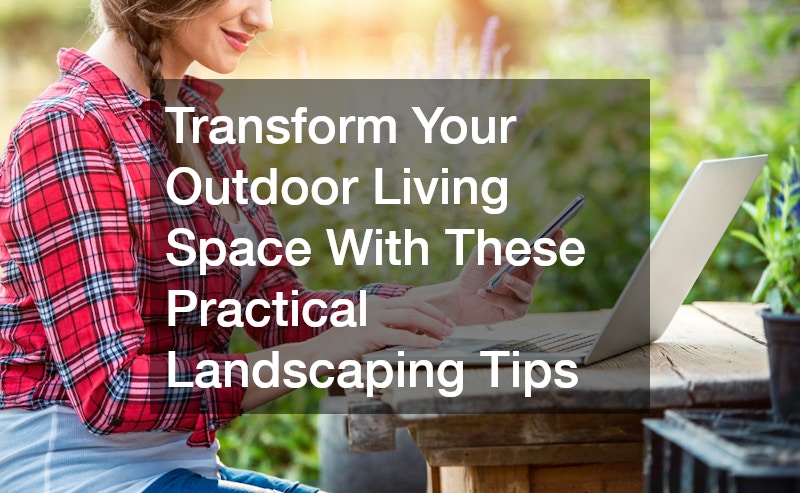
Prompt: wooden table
<box><xmin>346</xmin><ymin>302</ymin><xmax>770</xmax><ymax>493</ymax></box>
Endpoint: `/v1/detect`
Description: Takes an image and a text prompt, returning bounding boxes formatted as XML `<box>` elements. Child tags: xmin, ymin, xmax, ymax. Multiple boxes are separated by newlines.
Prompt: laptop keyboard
<box><xmin>478</xmin><ymin>332</ymin><xmax>597</xmax><ymax>354</ymax></box>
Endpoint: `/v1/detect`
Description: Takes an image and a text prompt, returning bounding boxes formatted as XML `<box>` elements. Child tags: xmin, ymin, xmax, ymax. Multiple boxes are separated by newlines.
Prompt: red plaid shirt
<box><xmin>0</xmin><ymin>49</ymin><xmax>408</xmax><ymax>447</ymax></box>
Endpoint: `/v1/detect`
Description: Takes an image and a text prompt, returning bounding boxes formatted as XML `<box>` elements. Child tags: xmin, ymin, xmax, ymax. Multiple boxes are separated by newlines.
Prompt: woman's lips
<box><xmin>222</xmin><ymin>29</ymin><xmax>253</xmax><ymax>53</ymax></box>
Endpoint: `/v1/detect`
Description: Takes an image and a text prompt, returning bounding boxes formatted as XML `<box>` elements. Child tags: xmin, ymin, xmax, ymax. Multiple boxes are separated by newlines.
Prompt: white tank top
<box><xmin>0</xmin><ymin>405</ymin><xmax>220</xmax><ymax>492</ymax></box>
<box><xmin>227</xmin><ymin>212</ymin><xmax>261</xmax><ymax>290</ymax></box>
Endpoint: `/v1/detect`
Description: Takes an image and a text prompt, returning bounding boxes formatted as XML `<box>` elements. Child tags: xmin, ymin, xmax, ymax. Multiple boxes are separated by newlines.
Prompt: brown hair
<box><xmin>91</xmin><ymin>0</ymin><xmax>221</xmax><ymax>166</ymax></box>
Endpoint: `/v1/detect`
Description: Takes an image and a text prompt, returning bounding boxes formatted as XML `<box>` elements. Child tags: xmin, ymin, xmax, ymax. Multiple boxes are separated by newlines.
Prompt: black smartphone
<box><xmin>484</xmin><ymin>194</ymin><xmax>584</xmax><ymax>292</ymax></box>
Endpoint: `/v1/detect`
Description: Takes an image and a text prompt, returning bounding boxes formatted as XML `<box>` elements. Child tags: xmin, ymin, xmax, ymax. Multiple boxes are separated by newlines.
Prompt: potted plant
<box><xmin>733</xmin><ymin>148</ymin><xmax>800</xmax><ymax>422</ymax></box>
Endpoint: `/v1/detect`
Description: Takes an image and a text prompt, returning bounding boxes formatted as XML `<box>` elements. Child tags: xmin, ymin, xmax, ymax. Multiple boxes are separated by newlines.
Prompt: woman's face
<box><xmin>165</xmin><ymin>0</ymin><xmax>273</xmax><ymax>74</ymax></box>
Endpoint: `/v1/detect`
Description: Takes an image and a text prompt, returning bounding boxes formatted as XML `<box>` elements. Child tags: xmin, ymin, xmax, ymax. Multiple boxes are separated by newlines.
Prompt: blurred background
<box><xmin>1</xmin><ymin>0</ymin><xmax>799</xmax><ymax>489</ymax></box>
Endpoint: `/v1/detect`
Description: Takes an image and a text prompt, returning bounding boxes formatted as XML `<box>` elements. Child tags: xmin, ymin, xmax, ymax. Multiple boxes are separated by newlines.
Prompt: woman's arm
<box><xmin>1</xmin><ymin>110</ymin><xmax>247</xmax><ymax>445</ymax></box>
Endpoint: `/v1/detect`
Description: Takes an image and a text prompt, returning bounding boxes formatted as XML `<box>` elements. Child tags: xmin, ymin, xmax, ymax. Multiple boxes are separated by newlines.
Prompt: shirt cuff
<box><xmin>186</xmin><ymin>352</ymin><xmax>247</xmax><ymax>447</ymax></box>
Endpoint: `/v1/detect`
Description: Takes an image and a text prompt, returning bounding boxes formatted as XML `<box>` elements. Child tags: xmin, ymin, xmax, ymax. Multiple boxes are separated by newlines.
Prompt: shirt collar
<box><xmin>180</xmin><ymin>76</ymin><xmax>225</xmax><ymax>107</ymax></box>
<box><xmin>58</xmin><ymin>48</ymin><xmax>144</xmax><ymax>119</ymax></box>
<box><xmin>57</xmin><ymin>48</ymin><xmax>225</xmax><ymax>119</ymax></box>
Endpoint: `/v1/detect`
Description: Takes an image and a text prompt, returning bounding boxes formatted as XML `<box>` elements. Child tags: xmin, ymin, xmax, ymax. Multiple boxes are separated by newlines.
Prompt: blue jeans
<box><xmin>143</xmin><ymin>466</ymin><xmax>320</xmax><ymax>493</ymax></box>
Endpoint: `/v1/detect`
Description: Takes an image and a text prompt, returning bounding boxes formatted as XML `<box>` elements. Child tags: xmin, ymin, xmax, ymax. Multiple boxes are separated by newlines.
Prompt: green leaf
<box><xmin>766</xmin><ymin>287</ymin><xmax>784</xmax><ymax>315</ymax></box>
<box><xmin>761</xmin><ymin>167</ymin><xmax>773</xmax><ymax>219</ymax></box>
<box><xmin>740</xmin><ymin>201</ymin><xmax>761</xmax><ymax>223</ymax></box>
<box><xmin>730</xmin><ymin>230</ymin><xmax>765</xmax><ymax>254</ymax></box>
<box><xmin>753</xmin><ymin>264</ymin><xmax>775</xmax><ymax>302</ymax></box>
<box><xmin>784</xmin><ymin>288</ymin><xmax>800</xmax><ymax>314</ymax></box>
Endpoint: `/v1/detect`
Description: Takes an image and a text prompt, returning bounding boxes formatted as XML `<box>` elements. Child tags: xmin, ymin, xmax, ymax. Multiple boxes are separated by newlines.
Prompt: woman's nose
<box><xmin>245</xmin><ymin>1</ymin><xmax>273</xmax><ymax>34</ymax></box>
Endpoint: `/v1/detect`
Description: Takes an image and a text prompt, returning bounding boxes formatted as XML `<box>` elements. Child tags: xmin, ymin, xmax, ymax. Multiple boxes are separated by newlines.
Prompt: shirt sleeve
<box><xmin>1</xmin><ymin>109</ymin><xmax>245</xmax><ymax>445</ymax></box>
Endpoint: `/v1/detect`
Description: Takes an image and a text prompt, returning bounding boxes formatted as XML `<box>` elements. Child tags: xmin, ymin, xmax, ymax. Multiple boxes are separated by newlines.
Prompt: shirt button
<box><xmin>110</xmin><ymin>416</ymin><xmax>123</xmax><ymax>427</ymax></box>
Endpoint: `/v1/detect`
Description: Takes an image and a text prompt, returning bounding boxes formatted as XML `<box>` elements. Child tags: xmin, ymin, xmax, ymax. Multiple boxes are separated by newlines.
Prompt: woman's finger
<box><xmin>382</xmin><ymin>297</ymin><xmax>456</xmax><ymax>328</ymax></box>
<box><xmin>379</xmin><ymin>308</ymin><xmax>455</xmax><ymax>339</ymax></box>
<box><xmin>500</xmin><ymin>274</ymin><xmax>533</xmax><ymax>304</ymax></box>
<box><xmin>378</xmin><ymin>326</ymin><xmax>442</xmax><ymax>348</ymax></box>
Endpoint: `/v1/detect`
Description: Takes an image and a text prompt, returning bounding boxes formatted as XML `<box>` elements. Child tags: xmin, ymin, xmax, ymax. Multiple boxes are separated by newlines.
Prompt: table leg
<box><xmin>427</xmin><ymin>462</ymin><xmax>641</xmax><ymax>493</ymax></box>
<box><xmin>528</xmin><ymin>461</ymin><xmax>643</xmax><ymax>492</ymax></box>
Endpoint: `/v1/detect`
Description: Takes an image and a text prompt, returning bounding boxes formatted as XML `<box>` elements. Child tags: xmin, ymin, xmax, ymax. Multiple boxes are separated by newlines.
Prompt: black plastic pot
<box><xmin>761</xmin><ymin>309</ymin><xmax>800</xmax><ymax>423</ymax></box>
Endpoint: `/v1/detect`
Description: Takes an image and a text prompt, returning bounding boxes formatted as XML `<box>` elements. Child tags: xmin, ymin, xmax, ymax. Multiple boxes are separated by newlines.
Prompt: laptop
<box><xmin>363</xmin><ymin>155</ymin><xmax>768</xmax><ymax>366</ymax></box>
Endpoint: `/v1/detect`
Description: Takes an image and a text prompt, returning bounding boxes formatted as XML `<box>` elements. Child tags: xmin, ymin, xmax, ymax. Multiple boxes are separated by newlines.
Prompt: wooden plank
<box><xmin>648</xmin><ymin>306</ymin><xmax>769</xmax><ymax>408</ymax></box>
<box><xmin>408</xmin><ymin>414</ymin><xmax>644</xmax><ymax>449</ymax></box>
<box><xmin>420</xmin><ymin>442</ymin><xmax>644</xmax><ymax>468</ymax></box>
<box><xmin>528</xmin><ymin>461</ymin><xmax>643</xmax><ymax>493</ymax></box>
<box><xmin>693</xmin><ymin>301</ymin><xmax>766</xmax><ymax>344</ymax></box>
<box><xmin>440</xmin><ymin>465</ymin><xmax>530</xmax><ymax>493</ymax></box>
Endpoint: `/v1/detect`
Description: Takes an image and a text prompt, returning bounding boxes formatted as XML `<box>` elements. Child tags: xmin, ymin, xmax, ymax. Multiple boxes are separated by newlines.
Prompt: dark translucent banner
<box><xmin>145</xmin><ymin>79</ymin><xmax>650</xmax><ymax>416</ymax></box>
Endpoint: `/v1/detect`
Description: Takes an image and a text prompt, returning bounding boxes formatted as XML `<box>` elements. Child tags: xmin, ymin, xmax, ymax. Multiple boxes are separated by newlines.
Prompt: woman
<box><xmin>0</xmin><ymin>1</ymin><xmax>562</xmax><ymax>491</ymax></box>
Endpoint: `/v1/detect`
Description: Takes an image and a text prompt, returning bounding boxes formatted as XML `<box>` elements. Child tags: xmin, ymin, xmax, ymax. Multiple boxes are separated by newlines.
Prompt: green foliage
<box><xmin>732</xmin><ymin>150</ymin><xmax>800</xmax><ymax>314</ymax></box>
<box><xmin>216</xmin><ymin>393</ymin><xmax>324</xmax><ymax>484</ymax></box>
<box><xmin>543</xmin><ymin>0</ymin><xmax>800</xmax><ymax>305</ymax></box>
<box><xmin>647</xmin><ymin>4</ymin><xmax>800</xmax><ymax>303</ymax></box>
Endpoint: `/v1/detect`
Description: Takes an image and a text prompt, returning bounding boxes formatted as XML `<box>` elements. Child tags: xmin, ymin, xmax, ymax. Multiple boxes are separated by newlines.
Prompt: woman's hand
<box><xmin>314</xmin><ymin>295</ymin><xmax>454</xmax><ymax>365</ymax></box>
<box><xmin>443</xmin><ymin>229</ymin><xmax>567</xmax><ymax>325</ymax></box>
<box><xmin>243</xmin><ymin>295</ymin><xmax>453</xmax><ymax>410</ymax></box>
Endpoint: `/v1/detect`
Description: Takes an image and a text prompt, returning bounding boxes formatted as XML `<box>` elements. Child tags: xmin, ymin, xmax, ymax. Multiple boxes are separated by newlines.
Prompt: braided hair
<box><xmin>91</xmin><ymin>0</ymin><xmax>221</xmax><ymax>166</ymax></box>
